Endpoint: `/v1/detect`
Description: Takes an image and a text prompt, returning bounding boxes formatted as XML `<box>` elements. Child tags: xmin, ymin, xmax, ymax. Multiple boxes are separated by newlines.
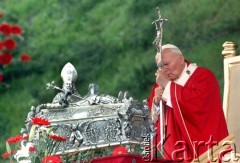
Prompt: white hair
<box><xmin>162</xmin><ymin>44</ymin><xmax>182</xmax><ymax>56</ymax></box>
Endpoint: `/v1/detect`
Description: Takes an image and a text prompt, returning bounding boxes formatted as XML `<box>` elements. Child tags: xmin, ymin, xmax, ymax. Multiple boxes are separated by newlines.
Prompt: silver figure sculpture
<box><xmin>52</xmin><ymin>62</ymin><xmax>82</xmax><ymax>106</ymax></box>
<box><xmin>40</xmin><ymin>63</ymin><xmax>82</xmax><ymax>109</ymax></box>
<box><xmin>16</xmin><ymin>62</ymin><xmax>151</xmax><ymax>160</ymax></box>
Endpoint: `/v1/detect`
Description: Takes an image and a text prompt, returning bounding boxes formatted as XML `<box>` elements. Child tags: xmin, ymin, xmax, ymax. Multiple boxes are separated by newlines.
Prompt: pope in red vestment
<box><xmin>148</xmin><ymin>44</ymin><xmax>229</xmax><ymax>162</ymax></box>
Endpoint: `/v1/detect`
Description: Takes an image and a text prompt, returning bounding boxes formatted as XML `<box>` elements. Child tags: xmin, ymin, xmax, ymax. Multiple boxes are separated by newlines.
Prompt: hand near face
<box><xmin>155</xmin><ymin>70</ymin><xmax>170</xmax><ymax>88</ymax></box>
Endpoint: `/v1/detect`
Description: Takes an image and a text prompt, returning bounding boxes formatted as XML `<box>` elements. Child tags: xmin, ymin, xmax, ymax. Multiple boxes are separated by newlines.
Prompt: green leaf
<box><xmin>29</xmin><ymin>125</ymin><xmax>36</xmax><ymax>142</ymax></box>
<box><xmin>6</xmin><ymin>141</ymin><xmax>11</xmax><ymax>154</ymax></box>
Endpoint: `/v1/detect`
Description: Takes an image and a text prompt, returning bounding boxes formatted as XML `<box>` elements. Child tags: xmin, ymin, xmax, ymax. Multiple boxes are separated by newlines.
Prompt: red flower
<box><xmin>0</xmin><ymin>74</ymin><xmax>3</xmax><ymax>82</ymax></box>
<box><xmin>3</xmin><ymin>38</ymin><xmax>16</xmax><ymax>50</ymax></box>
<box><xmin>7</xmin><ymin>134</ymin><xmax>23</xmax><ymax>144</ymax></box>
<box><xmin>0</xmin><ymin>53</ymin><xmax>13</xmax><ymax>65</ymax></box>
<box><xmin>31</xmin><ymin>117</ymin><xmax>51</xmax><ymax>126</ymax></box>
<box><xmin>2</xmin><ymin>150</ymin><xmax>14</xmax><ymax>159</ymax></box>
<box><xmin>11</xmin><ymin>24</ymin><xmax>22</xmax><ymax>35</ymax></box>
<box><xmin>112</xmin><ymin>146</ymin><xmax>128</xmax><ymax>155</ymax></box>
<box><xmin>0</xmin><ymin>42</ymin><xmax>3</xmax><ymax>50</ymax></box>
<box><xmin>49</xmin><ymin>134</ymin><xmax>67</xmax><ymax>142</ymax></box>
<box><xmin>20</xmin><ymin>54</ymin><xmax>31</xmax><ymax>62</ymax></box>
<box><xmin>42</xmin><ymin>155</ymin><xmax>62</xmax><ymax>163</ymax></box>
<box><xmin>0</xmin><ymin>23</ymin><xmax>11</xmax><ymax>35</ymax></box>
<box><xmin>29</xmin><ymin>146</ymin><xmax>36</xmax><ymax>152</ymax></box>
<box><xmin>1</xmin><ymin>151</ymin><xmax>9</xmax><ymax>159</ymax></box>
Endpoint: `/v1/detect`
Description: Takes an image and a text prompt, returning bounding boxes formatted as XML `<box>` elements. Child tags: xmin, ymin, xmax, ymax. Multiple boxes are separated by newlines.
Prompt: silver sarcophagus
<box><xmin>20</xmin><ymin>63</ymin><xmax>151</xmax><ymax>157</ymax></box>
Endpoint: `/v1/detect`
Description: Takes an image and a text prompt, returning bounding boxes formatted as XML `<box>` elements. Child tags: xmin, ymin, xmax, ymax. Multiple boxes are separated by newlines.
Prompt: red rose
<box><xmin>11</xmin><ymin>25</ymin><xmax>23</xmax><ymax>35</ymax></box>
<box><xmin>20</xmin><ymin>54</ymin><xmax>31</xmax><ymax>62</ymax></box>
<box><xmin>31</xmin><ymin>117</ymin><xmax>51</xmax><ymax>126</ymax></box>
<box><xmin>42</xmin><ymin>155</ymin><xmax>62</xmax><ymax>163</ymax></box>
<box><xmin>0</xmin><ymin>53</ymin><xmax>13</xmax><ymax>65</ymax></box>
<box><xmin>0</xmin><ymin>23</ymin><xmax>11</xmax><ymax>35</ymax></box>
<box><xmin>112</xmin><ymin>146</ymin><xmax>128</xmax><ymax>155</ymax></box>
<box><xmin>3</xmin><ymin>38</ymin><xmax>16</xmax><ymax>50</ymax></box>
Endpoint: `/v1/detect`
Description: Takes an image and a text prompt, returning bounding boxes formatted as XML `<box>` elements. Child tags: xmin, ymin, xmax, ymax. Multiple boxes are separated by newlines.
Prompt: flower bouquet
<box><xmin>2</xmin><ymin>117</ymin><xmax>67</xmax><ymax>163</ymax></box>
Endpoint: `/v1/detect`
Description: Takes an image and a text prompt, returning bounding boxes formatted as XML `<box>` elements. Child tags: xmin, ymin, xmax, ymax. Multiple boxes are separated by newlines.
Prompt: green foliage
<box><xmin>1</xmin><ymin>0</ymin><xmax>240</xmax><ymax>161</ymax></box>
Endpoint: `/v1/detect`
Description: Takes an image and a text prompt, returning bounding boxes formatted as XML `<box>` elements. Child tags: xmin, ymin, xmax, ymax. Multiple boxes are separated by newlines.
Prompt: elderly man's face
<box><xmin>160</xmin><ymin>48</ymin><xmax>185</xmax><ymax>81</ymax></box>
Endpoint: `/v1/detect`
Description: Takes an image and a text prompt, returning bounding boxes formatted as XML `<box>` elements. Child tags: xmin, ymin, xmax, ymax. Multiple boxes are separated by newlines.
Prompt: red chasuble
<box><xmin>148</xmin><ymin>66</ymin><xmax>229</xmax><ymax>162</ymax></box>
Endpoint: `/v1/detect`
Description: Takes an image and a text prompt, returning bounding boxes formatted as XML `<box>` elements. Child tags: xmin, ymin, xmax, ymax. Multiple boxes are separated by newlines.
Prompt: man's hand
<box><xmin>155</xmin><ymin>70</ymin><xmax>170</xmax><ymax>88</ymax></box>
<box><xmin>153</xmin><ymin>86</ymin><xmax>164</xmax><ymax>105</ymax></box>
<box><xmin>152</xmin><ymin>86</ymin><xmax>163</xmax><ymax>122</ymax></box>
<box><xmin>152</xmin><ymin>110</ymin><xmax>159</xmax><ymax>123</ymax></box>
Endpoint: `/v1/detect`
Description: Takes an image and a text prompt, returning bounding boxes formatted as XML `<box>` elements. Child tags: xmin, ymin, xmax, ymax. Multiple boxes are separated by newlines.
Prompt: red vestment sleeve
<box><xmin>147</xmin><ymin>83</ymin><xmax>159</xmax><ymax>110</ymax></box>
